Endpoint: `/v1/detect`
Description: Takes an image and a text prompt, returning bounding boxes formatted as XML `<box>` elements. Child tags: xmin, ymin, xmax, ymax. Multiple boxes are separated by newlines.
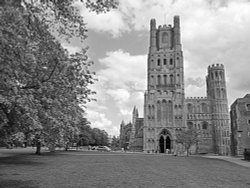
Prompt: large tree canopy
<box><xmin>175</xmin><ymin>128</ymin><xmax>200</xmax><ymax>156</ymax></box>
<box><xmin>0</xmin><ymin>0</ymin><xmax>117</xmax><ymax>153</ymax></box>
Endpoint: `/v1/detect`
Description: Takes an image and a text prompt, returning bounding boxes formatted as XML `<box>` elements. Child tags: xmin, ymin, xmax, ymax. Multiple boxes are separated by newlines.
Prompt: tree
<box><xmin>0</xmin><ymin>0</ymin><xmax>117</xmax><ymax>154</ymax></box>
<box><xmin>176</xmin><ymin>128</ymin><xmax>200</xmax><ymax>156</ymax></box>
<box><xmin>111</xmin><ymin>136</ymin><xmax>120</xmax><ymax>150</ymax></box>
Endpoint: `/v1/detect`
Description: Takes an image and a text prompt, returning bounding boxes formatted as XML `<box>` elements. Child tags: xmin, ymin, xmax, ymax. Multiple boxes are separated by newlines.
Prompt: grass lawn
<box><xmin>0</xmin><ymin>149</ymin><xmax>250</xmax><ymax>188</ymax></box>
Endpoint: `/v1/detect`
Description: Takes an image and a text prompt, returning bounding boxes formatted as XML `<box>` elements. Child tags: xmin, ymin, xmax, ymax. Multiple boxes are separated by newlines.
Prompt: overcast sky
<box><xmin>68</xmin><ymin>0</ymin><xmax>250</xmax><ymax>136</ymax></box>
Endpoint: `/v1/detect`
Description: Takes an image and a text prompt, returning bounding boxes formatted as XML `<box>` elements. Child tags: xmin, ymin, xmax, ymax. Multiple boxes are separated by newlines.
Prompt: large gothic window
<box><xmin>162</xmin><ymin>32</ymin><xmax>168</xmax><ymax>43</ymax></box>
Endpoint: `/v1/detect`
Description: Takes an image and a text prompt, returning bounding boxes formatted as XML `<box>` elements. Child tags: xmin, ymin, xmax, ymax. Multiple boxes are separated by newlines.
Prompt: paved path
<box><xmin>202</xmin><ymin>155</ymin><xmax>250</xmax><ymax>168</ymax></box>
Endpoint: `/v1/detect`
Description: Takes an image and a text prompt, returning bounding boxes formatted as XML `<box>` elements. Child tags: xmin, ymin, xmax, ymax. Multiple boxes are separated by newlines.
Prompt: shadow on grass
<box><xmin>0</xmin><ymin>179</ymin><xmax>39</xmax><ymax>188</ymax></box>
<box><xmin>0</xmin><ymin>154</ymin><xmax>44</xmax><ymax>166</ymax></box>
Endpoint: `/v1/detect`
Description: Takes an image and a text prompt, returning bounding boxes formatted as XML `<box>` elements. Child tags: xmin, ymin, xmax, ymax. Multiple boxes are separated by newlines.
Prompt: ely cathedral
<box><xmin>120</xmin><ymin>16</ymin><xmax>230</xmax><ymax>155</ymax></box>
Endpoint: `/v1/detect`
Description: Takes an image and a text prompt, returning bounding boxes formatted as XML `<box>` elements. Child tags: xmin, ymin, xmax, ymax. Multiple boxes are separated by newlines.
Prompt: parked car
<box><xmin>96</xmin><ymin>146</ymin><xmax>111</xmax><ymax>152</ymax></box>
<box><xmin>91</xmin><ymin>146</ymin><xmax>98</xmax><ymax>150</ymax></box>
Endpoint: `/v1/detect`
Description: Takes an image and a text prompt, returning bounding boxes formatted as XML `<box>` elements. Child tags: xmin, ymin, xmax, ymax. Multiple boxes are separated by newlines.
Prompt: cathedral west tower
<box><xmin>143</xmin><ymin>16</ymin><xmax>185</xmax><ymax>153</ymax></box>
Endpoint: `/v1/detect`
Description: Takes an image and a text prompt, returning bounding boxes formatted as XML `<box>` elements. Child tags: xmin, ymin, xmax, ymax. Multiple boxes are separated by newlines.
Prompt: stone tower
<box><xmin>143</xmin><ymin>16</ymin><xmax>185</xmax><ymax>153</ymax></box>
<box><xmin>206</xmin><ymin>64</ymin><xmax>230</xmax><ymax>155</ymax></box>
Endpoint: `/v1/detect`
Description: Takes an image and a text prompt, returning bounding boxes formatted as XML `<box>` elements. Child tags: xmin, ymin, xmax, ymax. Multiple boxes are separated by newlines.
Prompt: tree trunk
<box><xmin>49</xmin><ymin>144</ymin><xmax>55</xmax><ymax>152</ymax></box>
<box><xmin>186</xmin><ymin>148</ymin><xmax>189</xmax><ymax>157</ymax></box>
<box><xmin>35</xmin><ymin>141</ymin><xmax>41</xmax><ymax>155</ymax></box>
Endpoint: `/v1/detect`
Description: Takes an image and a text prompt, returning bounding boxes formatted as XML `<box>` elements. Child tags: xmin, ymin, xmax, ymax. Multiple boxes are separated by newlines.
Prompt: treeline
<box><xmin>0</xmin><ymin>0</ymin><xmax>117</xmax><ymax>154</ymax></box>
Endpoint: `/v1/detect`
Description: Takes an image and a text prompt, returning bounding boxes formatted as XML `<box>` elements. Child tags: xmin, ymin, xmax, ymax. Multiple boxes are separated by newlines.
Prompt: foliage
<box><xmin>111</xmin><ymin>136</ymin><xmax>120</xmax><ymax>150</ymax></box>
<box><xmin>0</xmin><ymin>0</ymin><xmax>117</xmax><ymax>153</ymax></box>
<box><xmin>78</xmin><ymin>119</ymin><xmax>109</xmax><ymax>146</ymax></box>
<box><xmin>175</xmin><ymin>128</ymin><xmax>200</xmax><ymax>156</ymax></box>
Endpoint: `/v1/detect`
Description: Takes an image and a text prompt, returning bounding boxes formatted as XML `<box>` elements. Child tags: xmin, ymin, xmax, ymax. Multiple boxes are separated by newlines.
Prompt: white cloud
<box><xmin>86</xmin><ymin>110</ymin><xmax>120</xmax><ymax>135</ymax></box>
<box><xmin>80</xmin><ymin>8</ymin><xmax>130</xmax><ymax>37</ymax></box>
<box><xmin>98</xmin><ymin>50</ymin><xmax>147</xmax><ymax>90</ymax></box>
<box><xmin>86</xmin><ymin>50</ymin><xmax>147</xmax><ymax>135</ymax></box>
<box><xmin>106</xmin><ymin>89</ymin><xmax>130</xmax><ymax>105</ymax></box>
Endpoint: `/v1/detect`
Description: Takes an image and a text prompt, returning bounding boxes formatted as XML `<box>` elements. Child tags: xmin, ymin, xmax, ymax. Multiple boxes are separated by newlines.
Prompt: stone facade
<box><xmin>230</xmin><ymin>94</ymin><xmax>250</xmax><ymax>156</ymax></box>
<box><xmin>120</xmin><ymin>16</ymin><xmax>231</xmax><ymax>155</ymax></box>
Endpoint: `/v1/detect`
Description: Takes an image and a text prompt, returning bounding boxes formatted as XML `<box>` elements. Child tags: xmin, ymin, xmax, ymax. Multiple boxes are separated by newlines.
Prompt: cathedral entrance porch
<box><xmin>159</xmin><ymin>129</ymin><xmax>172</xmax><ymax>153</ymax></box>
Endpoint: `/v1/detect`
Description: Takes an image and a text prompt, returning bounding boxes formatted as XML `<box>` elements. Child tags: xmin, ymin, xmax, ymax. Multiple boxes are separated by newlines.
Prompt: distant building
<box><xmin>230</xmin><ymin>94</ymin><xmax>250</xmax><ymax>156</ymax></box>
<box><xmin>120</xmin><ymin>16</ymin><xmax>231</xmax><ymax>155</ymax></box>
<box><xmin>119</xmin><ymin>120</ymin><xmax>132</xmax><ymax>150</ymax></box>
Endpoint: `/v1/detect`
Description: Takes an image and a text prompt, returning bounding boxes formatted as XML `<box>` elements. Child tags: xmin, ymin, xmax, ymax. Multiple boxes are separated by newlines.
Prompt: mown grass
<box><xmin>0</xmin><ymin>149</ymin><xmax>250</xmax><ymax>188</ymax></box>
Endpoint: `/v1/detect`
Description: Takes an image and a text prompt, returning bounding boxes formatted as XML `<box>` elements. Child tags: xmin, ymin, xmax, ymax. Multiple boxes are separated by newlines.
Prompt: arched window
<box><xmin>157</xmin><ymin>101</ymin><xmax>161</xmax><ymax>122</ymax></box>
<box><xmin>201</xmin><ymin>103</ymin><xmax>207</xmax><ymax>113</ymax></box>
<box><xmin>162</xmin><ymin>100</ymin><xmax>167</xmax><ymax>121</ymax></box>
<box><xmin>220</xmin><ymin>71</ymin><xmax>223</xmax><ymax>80</ymax></box>
<box><xmin>202</xmin><ymin>121</ymin><xmax>208</xmax><ymax>130</ymax></box>
<box><xmin>162</xmin><ymin>32</ymin><xmax>168</xmax><ymax>43</ymax></box>
<box><xmin>215</xmin><ymin>71</ymin><xmax>218</xmax><ymax>79</ymax></box>
<box><xmin>163</xmin><ymin>75</ymin><xmax>167</xmax><ymax>85</ymax></box>
<box><xmin>151</xmin><ymin>75</ymin><xmax>154</xmax><ymax>85</ymax></box>
<box><xmin>176</xmin><ymin>57</ymin><xmax>179</xmax><ymax>67</ymax></box>
<box><xmin>221</xmin><ymin>88</ymin><xmax>226</xmax><ymax>99</ymax></box>
<box><xmin>157</xmin><ymin>59</ymin><xmax>161</xmax><ymax>66</ymax></box>
<box><xmin>170</xmin><ymin>74</ymin><xmax>174</xmax><ymax>85</ymax></box>
<box><xmin>168</xmin><ymin>101</ymin><xmax>173</xmax><ymax>123</ymax></box>
<box><xmin>163</xmin><ymin>59</ymin><xmax>167</xmax><ymax>65</ymax></box>
<box><xmin>216</xmin><ymin>88</ymin><xmax>221</xmax><ymax>98</ymax></box>
<box><xmin>187</xmin><ymin>122</ymin><xmax>193</xmax><ymax>129</ymax></box>
<box><xmin>187</xmin><ymin>103</ymin><xmax>193</xmax><ymax>113</ymax></box>
<box><xmin>157</xmin><ymin>75</ymin><xmax>161</xmax><ymax>85</ymax></box>
<box><xmin>211</xmin><ymin>72</ymin><xmax>214</xmax><ymax>80</ymax></box>
<box><xmin>148</xmin><ymin>105</ymin><xmax>151</xmax><ymax>117</ymax></box>
<box><xmin>176</xmin><ymin>74</ymin><xmax>180</xmax><ymax>84</ymax></box>
<box><xmin>170</xmin><ymin>58</ymin><xmax>173</xmax><ymax>65</ymax></box>
<box><xmin>152</xmin><ymin>105</ymin><xmax>155</xmax><ymax>119</ymax></box>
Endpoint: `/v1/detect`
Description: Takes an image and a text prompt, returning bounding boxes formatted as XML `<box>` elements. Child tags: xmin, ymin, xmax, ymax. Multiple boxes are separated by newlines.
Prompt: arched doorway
<box><xmin>166</xmin><ymin>136</ymin><xmax>171</xmax><ymax>150</ymax></box>
<box><xmin>159</xmin><ymin>136</ymin><xmax>165</xmax><ymax>153</ymax></box>
<box><xmin>158</xmin><ymin>129</ymin><xmax>172</xmax><ymax>153</ymax></box>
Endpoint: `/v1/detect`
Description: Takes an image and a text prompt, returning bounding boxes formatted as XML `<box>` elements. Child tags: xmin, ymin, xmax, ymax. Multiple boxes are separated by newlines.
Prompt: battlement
<box><xmin>158</xmin><ymin>24</ymin><xmax>172</xmax><ymax>30</ymax></box>
<box><xmin>186</xmin><ymin>96</ymin><xmax>207</xmax><ymax>100</ymax></box>
<box><xmin>208</xmin><ymin>64</ymin><xmax>224</xmax><ymax>70</ymax></box>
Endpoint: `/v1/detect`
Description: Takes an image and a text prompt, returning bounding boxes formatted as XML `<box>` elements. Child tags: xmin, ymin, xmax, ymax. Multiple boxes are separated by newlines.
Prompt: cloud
<box><xmin>80</xmin><ymin>8</ymin><xmax>130</xmax><ymax>37</ymax></box>
<box><xmin>97</xmin><ymin>50</ymin><xmax>146</xmax><ymax>115</ymax></box>
<box><xmin>86</xmin><ymin>110</ymin><xmax>120</xmax><ymax>135</ymax></box>
<box><xmin>98</xmin><ymin>49</ymin><xmax>147</xmax><ymax>91</ymax></box>
<box><xmin>185</xmin><ymin>77</ymin><xmax>205</xmax><ymax>88</ymax></box>
<box><xmin>86</xmin><ymin>50</ymin><xmax>146</xmax><ymax>135</ymax></box>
